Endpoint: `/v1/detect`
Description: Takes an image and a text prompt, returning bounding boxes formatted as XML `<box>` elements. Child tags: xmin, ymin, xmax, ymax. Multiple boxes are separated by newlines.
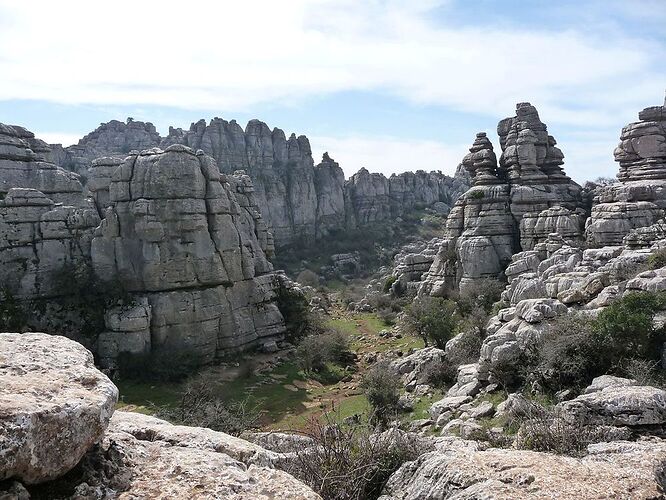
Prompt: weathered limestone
<box><xmin>0</xmin><ymin>123</ymin><xmax>90</xmax><ymax>207</ymax></box>
<box><xmin>379</xmin><ymin>439</ymin><xmax>666</xmax><ymax>499</ymax></box>
<box><xmin>0</xmin><ymin>335</ymin><xmax>320</xmax><ymax>498</ymax></box>
<box><xmin>0</xmin><ymin>124</ymin><xmax>100</xmax><ymax>299</ymax></box>
<box><xmin>91</xmin><ymin>145</ymin><xmax>286</xmax><ymax>365</ymax></box>
<box><xmin>86</xmin><ymin>156</ymin><xmax>123</xmax><ymax>216</ymax></box>
<box><xmin>55</xmin><ymin>117</ymin><xmax>468</xmax><ymax>248</ymax></box>
<box><xmin>586</xmin><ymin>101</ymin><xmax>666</xmax><ymax>246</ymax></box>
<box><xmin>0</xmin><ymin>332</ymin><xmax>118</xmax><ymax>484</ymax></box>
<box><xmin>56</xmin><ymin>118</ymin><xmax>161</xmax><ymax>174</ymax></box>
<box><xmin>558</xmin><ymin>381</ymin><xmax>666</xmax><ymax>427</ymax></box>
<box><xmin>420</xmin><ymin>104</ymin><xmax>585</xmax><ymax>296</ymax></box>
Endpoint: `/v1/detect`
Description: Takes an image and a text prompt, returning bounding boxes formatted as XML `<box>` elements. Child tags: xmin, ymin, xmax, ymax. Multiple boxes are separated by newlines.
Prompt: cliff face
<box><xmin>585</xmin><ymin>102</ymin><xmax>666</xmax><ymax>246</ymax></box>
<box><xmin>420</xmin><ymin>104</ymin><xmax>586</xmax><ymax>295</ymax></box>
<box><xmin>53</xmin><ymin>117</ymin><xmax>468</xmax><ymax>247</ymax></box>
<box><xmin>91</xmin><ymin>145</ymin><xmax>285</xmax><ymax>365</ymax></box>
<box><xmin>0</xmin><ymin>123</ymin><xmax>286</xmax><ymax>367</ymax></box>
<box><xmin>0</xmin><ymin>124</ymin><xmax>100</xmax><ymax>299</ymax></box>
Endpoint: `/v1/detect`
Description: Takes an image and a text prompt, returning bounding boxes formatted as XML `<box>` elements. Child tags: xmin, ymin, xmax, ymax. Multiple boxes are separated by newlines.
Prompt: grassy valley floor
<box><xmin>116</xmin><ymin>309</ymin><xmax>425</xmax><ymax>431</ymax></box>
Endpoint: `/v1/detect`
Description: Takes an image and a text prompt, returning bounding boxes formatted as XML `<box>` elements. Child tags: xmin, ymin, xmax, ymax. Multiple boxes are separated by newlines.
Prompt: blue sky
<box><xmin>0</xmin><ymin>0</ymin><xmax>664</xmax><ymax>181</ymax></box>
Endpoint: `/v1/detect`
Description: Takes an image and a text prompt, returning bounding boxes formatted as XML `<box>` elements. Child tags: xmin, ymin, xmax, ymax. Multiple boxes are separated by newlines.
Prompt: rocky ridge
<box><xmin>0</xmin><ymin>124</ymin><xmax>287</xmax><ymax>368</ymax></box>
<box><xmin>52</xmin><ymin>118</ymin><xmax>468</xmax><ymax>247</ymax></box>
<box><xmin>419</xmin><ymin>103</ymin><xmax>587</xmax><ymax>295</ymax></box>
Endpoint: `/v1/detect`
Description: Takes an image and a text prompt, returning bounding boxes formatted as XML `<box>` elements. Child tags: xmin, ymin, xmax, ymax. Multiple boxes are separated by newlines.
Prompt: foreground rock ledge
<box><xmin>0</xmin><ymin>332</ymin><xmax>118</xmax><ymax>484</ymax></box>
<box><xmin>379</xmin><ymin>439</ymin><xmax>666</xmax><ymax>499</ymax></box>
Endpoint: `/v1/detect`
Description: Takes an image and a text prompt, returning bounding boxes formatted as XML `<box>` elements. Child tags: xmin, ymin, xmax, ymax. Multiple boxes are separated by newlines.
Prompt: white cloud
<box><xmin>35</xmin><ymin>132</ymin><xmax>80</xmax><ymax>147</ymax></box>
<box><xmin>0</xmin><ymin>0</ymin><xmax>662</xmax><ymax>127</ymax></box>
<box><xmin>311</xmin><ymin>135</ymin><xmax>467</xmax><ymax>177</ymax></box>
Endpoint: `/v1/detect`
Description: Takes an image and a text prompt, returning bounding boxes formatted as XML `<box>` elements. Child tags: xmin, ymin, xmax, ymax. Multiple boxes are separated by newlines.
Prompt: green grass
<box><xmin>117</xmin><ymin>310</ymin><xmax>424</xmax><ymax>432</ymax></box>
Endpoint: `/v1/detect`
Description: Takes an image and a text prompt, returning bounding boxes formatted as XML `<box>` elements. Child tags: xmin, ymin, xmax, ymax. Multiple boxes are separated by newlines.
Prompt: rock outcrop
<box><xmin>0</xmin><ymin>125</ymin><xmax>100</xmax><ymax>299</ymax></box>
<box><xmin>0</xmin><ymin>333</ymin><xmax>320</xmax><ymax>499</ymax></box>
<box><xmin>586</xmin><ymin>101</ymin><xmax>666</xmax><ymax>246</ymax></box>
<box><xmin>420</xmin><ymin>105</ymin><xmax>586</xmax><ymax>295</ymax></box>
<box><xmin>0</xmin><ymin>332</ymin><xmax>117</xmax><ymax>484</ymax></box>
<box><xmin>90</xmin><ymin>145</ymin><xmax>286</xmax><ymax>365</ymax></box>
<box><xmin>52</xmin><ymin>118</ymin><xmax>468</xmax><ymax>248</ymax></box>
<box><xmin>53</xmin><ymin>118</ymin><xmax>161</xmax><ymax>174</ymax></box>
<box><xmin>380</xmin><ymin>439</ymin><xmax>666</xmax><ymax>499</ymax></box>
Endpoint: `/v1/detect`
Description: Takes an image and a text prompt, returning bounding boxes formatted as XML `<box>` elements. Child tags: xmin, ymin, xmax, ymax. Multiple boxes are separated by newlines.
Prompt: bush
<box><xmin>376</xmin><ymin>307</ymin><xmax>397</xmax><ymax>326</ymax></box>
<box><xmin>155</xmin><ymin>372</ymin><xmax>260</xmax><ymax>436</ymax></box>
<box><xmin>403</xmin><ymin>296</ymin><xmax>460</xmax><ymax>349</ymax></box>
<box><xmin>276</xmin><ymin>285</ymin><xmax>322</xmax><ymax>342</ymax></box>
<box><xmin>523</xmin><ymin>312</ymin><xmax>598</xmax><ymax>391</ymax></box>
<box><xmin>297</xmin><ymin>269</ymin><xmax>321</xmax><ymax>287</ymax></box>
<box><xmin>512</xmin><ymin>401</ymin><xmax>615</xmax><ymax>457</ymax></box>
<box><xmin>455</xmin><ymin>279</ymin><xmax>504</xmax><ymax>317</ymax></box>
<box><xmin>296</xmin><ymin>329</ymin><xmax>351</xmax><ymax>374</ymax></box>
<box><xmin>361</xmin><ymin>361</ymin><xmax>400</xmax><ymax>423</ymax></box>
<box><xmin>593</xmin><ymin>291</ymin><xmax>666</xmax><ymax>370</ymax></box>
<box><xmin>383</xmin><ymin>276</ymin><xmax>397</xmax><ymax>293</ymax></box>
<box><xmin>647</xmin><ymin>248</ymin><xmax>666</xmax><ymax>270</ymax></box>
<box><xmin>285</xmin><ymin>416</ymin><xmax>427</xmax><ymax>500</ymax></box>
<box><xmin>524</xmin><ymin>292</ymin><xmax>666</xmax><ymax>391</ymax></box>
<box><xmin>469</xmin><ymin>190</ymin><xmax>485</xmax><ymax>200</ymax></box>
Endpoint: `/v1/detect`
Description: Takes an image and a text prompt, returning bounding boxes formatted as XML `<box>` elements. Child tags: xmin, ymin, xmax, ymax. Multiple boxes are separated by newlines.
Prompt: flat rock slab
<box><xmin>0</xmin><ymin>332</ymin><xmax>118</xmax><ymax>484</ymax></box>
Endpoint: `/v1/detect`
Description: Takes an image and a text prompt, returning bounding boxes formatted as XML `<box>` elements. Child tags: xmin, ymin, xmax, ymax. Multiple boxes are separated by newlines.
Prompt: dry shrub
<box><xmin>284</xmin><ymin>415</ymin><xmax>427</xmax><ymax>500</ymax></box>
<box><xmin>510</xmin><ymin>399</ymin><xmax>615</xmax><ymax>457</ymax></box>
<box><xmin>155</xmin><ymin>372</ymin><xmax>260</xmax><ymax>436</ymax></box>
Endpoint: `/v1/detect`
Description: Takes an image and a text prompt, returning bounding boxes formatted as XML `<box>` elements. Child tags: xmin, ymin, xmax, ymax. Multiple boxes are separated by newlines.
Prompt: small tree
<box><xmin>361</xmin><ymin>361</ymin><xmax>400</xmax><ymax>424</ymax></box>
<box><xmin>403</xmin><ymin>296</ymin><xmax>459</xmax><ymax>348</ymax></box>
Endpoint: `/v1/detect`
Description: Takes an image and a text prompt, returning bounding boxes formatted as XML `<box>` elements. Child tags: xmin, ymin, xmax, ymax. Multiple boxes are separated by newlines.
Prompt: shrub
<box><xmin>296</xmin><ymin>329</ymin><xmax>351</xmax><ymax>374</ymax></box>
<box><xmin>376</xmin><ymin>307</ymin><xmax>397</xmax><ymax>326</ymax></box>
<box><xmin>276</xmin><ymin>285</ymin><xmax>322</xmax><ymax>342</ymax></box>
<box><xmin>383</xmin><ymin>276</ymin><xmax>398</xmax><ymax>293</ymax></box>
<box><xmin>285</xmin><ymin>416</ymin><xmax>427</xmax><ymax>500</ymax></box>
<box><xmin>361</xmin><ymin>361</ymin><xmax>400</xmax><ymax>423</ymax></box>
<box><xmin>469</xmin><ymin>190</ymin><xmax>485</xmax><ymax>200</ymax></box>
<box><xmin>297</xmin><ymin>269</ymin><xmax>321</xmax><ymax>287</ymax></box>
<box><xmin>155</xmin><ymin>372</ymin><xmax>260</xmax><ymax>436</ymax></box>
<box><xmin>523</xmin><ymin>293</ymin><xmax>666</xmax><ymax>391</ymax></box>
<box><xmin>523</xmin><ymin>312</ymin><xmax>599</xmax><ymax>391</ymax></box>
<box><xmin>403</xmin><ymin>296</ymin><xmax>460</xmax><ymax>349</ymax></box>
<box><xmin>592</xmin><ymin>291</ymin><xmax>666</xmax><ymax>370</ymax></box>
<box><xmin>647</xmin><ymin>248</ymin><xmax>666</xmax><ymax>270</ymax></box>
<box><xmin>513</xmin><ymin>401</ymin><xmax>615</xmax><ymax>457</ymax></box>
<box><xmin>455</xmin><ymin>279</ymin><xmax>504</xmax><ymax>317</ymax></box>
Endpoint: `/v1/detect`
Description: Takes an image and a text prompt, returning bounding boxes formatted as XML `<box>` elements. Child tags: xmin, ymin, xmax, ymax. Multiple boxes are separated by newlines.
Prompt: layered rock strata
<box><xmin>53</xmin><ymin>118</ymin><xmax>468</xmax><ymax>247</ymax></box>
<box><xmin>90</xmin><ymin>145</ymin><xmax>286</xmax><ymax>365</ymax></box>
<box><xmin>420</xmin><ymin>105</ymin><xmax>585</xmax><ymax>295</ymax></box>
<box><xmin>0</xmin><ymin>334</ymin><xmax>321</xmax><ymax>498</ymax></box>
<box><xmin>586</xmin><ymin>101</ymin><xmax>666</xmax><ymax>246</ymax></box>
<box><xmin>0</xmin><ymin>125</ymin><xmax>100</xmax><ymax>299</ymax></box>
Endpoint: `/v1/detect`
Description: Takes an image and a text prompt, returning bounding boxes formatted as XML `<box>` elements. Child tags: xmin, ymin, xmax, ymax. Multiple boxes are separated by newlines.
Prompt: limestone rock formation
<box><xmin>0</xmin><ymin>124</ymin><xmax>100</xmax><ymax>299</ymax></box>
<box><xmin>379</xmin><ymin>439</ymin><xmax>666</xmax><ymax>499</ymax></box>
<box><xmin>0</xmin><ymin>332</ymin><xmax>118</xmax><ymax>484</ymax></box>
<box><xmin>420</xmin><ymin>104</ymin><xmax>585</xmax><ymax>295</ymax></box>
<box><xmin>586</xmin><ymin>101</ymin><xmax>666</xmax><ymax>245</ymax></box>
<box><xmin>91</xmin><ymin>145</ymin><xmax>285</xmax><ymax>365</ymax></box>
<box><xmin>56</xmin><ymin>118</ymin><xmax>161</xmax><ymax>174</ymax></box>
<box><xmin>86</xmin><ymin>156</ymin><xmax>123</xmax><ymax>216</ymax></box>
<box><xmin>0</xmin><ymin>334</ymin><xmax>320</xmax><ymax>499</ymax></box>
<box><xmin>54</xmin><ymin>117</ymin><xmax>468</xmax><ymax>248</ymax></box>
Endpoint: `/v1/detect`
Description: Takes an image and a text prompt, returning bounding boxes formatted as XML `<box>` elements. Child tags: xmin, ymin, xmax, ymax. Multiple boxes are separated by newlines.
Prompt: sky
<box><xmin>0</xmin><ymin>0</ymin><xmax>664</xmax><ymax>182</ymax></box>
